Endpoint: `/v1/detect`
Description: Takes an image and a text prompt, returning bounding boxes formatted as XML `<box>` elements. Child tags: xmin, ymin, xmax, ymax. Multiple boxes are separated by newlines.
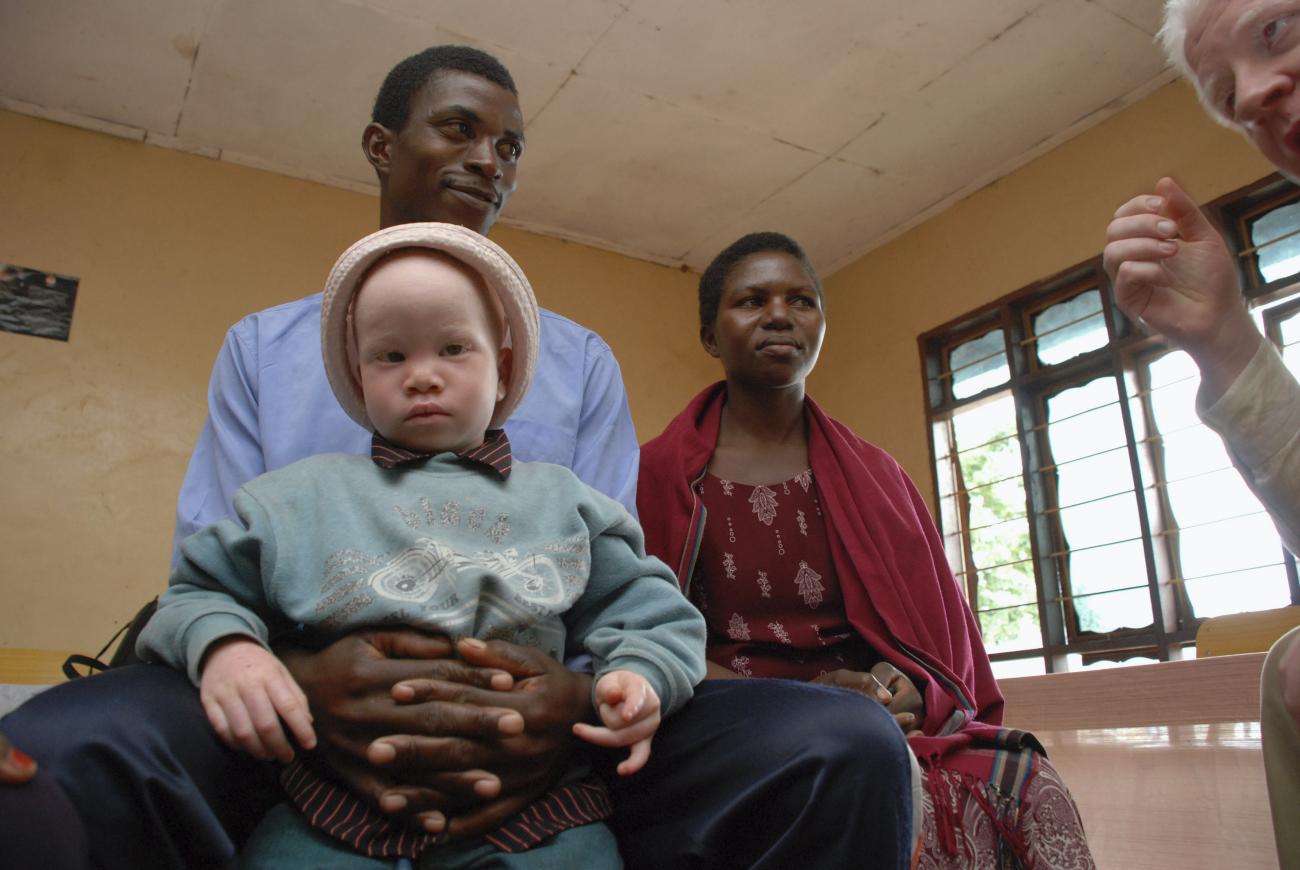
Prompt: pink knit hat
<box><xmin>320</xmin><ymin>222</ymin><xmax>539</xmax><ymax>431</ymax></box>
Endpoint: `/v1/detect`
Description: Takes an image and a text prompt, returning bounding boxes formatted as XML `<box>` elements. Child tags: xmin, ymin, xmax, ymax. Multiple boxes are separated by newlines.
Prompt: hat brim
<box><xmin>321</xmin><ymin>222</ymin><xmax>539</xmax><ymax>432</ymax></box>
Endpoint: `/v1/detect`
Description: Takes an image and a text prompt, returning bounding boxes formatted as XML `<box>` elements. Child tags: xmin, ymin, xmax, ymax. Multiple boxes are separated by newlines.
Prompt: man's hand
<box><xmin>573</xmin><ymin>670</ymin><xmax>661</xmax><ymax>776</ymax></box>
<box><xmin>369</xmin><ymin>637</ymin><xmax>593</xmax><ymax>841</ymax></box>
<box><xmin>200</xmin><ymin>637</ymin><xmax>317</xmax><ymax>763</ymax></box>
<box><xmin>278</xmin><ymin>629</ymin><xmax>523</xmax><ymax>828</ymax></box>
<box><xmin>813</xmin><ymin>662</ymin><xmax>925</xmax><ymax>736</ymax></box>
<box><xmin>1103</xmin><ymin>176</ymin><xmax>1263</xmax><ymax>402</ymax></box>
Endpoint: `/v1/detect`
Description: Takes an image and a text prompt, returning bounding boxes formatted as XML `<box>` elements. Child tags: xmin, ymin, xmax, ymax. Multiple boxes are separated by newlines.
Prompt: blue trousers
<box><xmin>0</xmin><ymin>665</ymin><xmax>911</xmax><ymax>869</ymax></box>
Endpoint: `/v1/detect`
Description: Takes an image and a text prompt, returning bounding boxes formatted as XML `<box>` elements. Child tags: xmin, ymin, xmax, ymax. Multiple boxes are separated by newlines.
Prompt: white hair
<box><xmin>1158</xmin><ymin>0</ymin><xmax>1238</xmax><ymax>127</ymax></box>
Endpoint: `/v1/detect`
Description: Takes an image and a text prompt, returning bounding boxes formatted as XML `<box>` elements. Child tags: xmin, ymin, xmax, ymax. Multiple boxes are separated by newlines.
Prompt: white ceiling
<box><xmin>0</xmin><ymin>0</ymin><xmax>1174</xmax><ymax>274</ymax></box>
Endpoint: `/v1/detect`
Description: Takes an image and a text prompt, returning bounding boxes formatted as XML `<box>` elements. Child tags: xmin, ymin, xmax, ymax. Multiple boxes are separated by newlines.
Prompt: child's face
<box><xmin>352</xmin><ymin>250</ymin><xmax>509</xmax><ymax>455</ymax></box>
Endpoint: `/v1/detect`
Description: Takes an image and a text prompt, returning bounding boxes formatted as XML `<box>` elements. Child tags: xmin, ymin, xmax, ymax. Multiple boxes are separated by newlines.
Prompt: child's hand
<box><xmin>571</xmin><ymin>670</ymin><xmax>660</xmax><ymax>776</ymax></box>
<box><xmin>199</xmin><ymin>637</ymin><xmax>317</xmax><ymax>763</ymax></box>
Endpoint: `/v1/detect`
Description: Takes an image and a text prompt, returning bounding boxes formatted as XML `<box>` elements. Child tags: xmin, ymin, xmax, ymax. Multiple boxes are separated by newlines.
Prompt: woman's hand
<box><xmin>0</xmin><ymin>731</ymin><xmax>36</xmax><ymax>784</ymax></box>
<box><xmin>813</xmin><ymin>662</ymin><xmax>924</xmax><ymax>736</ymax></box>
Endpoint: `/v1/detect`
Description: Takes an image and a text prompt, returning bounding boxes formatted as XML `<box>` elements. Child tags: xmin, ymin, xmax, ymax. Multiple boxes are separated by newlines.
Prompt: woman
<box><xmin>638</xmin><ymin>232</ymin><xmax>1094</xmax><ymax>869</ymax></box>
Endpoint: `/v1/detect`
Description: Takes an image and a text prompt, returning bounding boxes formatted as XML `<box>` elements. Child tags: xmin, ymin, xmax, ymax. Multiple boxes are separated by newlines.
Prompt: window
<box><xmin>922</xmin><ymin>175</ymin><xmax>1300</xmax><ymax>676</ymax></box>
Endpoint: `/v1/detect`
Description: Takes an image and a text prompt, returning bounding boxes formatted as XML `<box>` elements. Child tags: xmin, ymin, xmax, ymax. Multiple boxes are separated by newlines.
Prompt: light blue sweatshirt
<box><xmin>140</xmin><ymin>452</ymin><xmax>706</xmax><ymax>715</ymax></box>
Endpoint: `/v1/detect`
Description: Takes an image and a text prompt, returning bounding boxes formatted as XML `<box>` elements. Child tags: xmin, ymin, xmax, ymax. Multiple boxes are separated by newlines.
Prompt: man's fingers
<box><xmin>1111</xmin><ymin>192</ymin><xmax>1164</xmax><ymax>220</ymax></box>
<box><xmin>1105</xmin><ymin>212</ymin><xmax>1180</xmax><ymax>245</ymax></box>
<box><xmin>391</xmin><ymin>669</ymin><xmax>517</xmax><ymax>705</ymax></box>
<box><xmin>1157</xmin><ymin>176</ymin><xmax>1218</xmax><ymax>242</ymax></box>
<box><xmin>455</xmin><ymin>637</ymin><xmax>545</xmax><ymax>678</ymax></box>
<box><xmin>368</xmin><ymin>628</ymin><xmax>455</xmax><ymax>661</ymax></box>
<box><xmin>445</xmin><ymin>793</ymin><xmax>534</xmax><ymax>842</ymax></box>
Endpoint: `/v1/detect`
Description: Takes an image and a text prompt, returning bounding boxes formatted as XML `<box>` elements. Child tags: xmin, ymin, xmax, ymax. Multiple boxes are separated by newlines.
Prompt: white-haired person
<box><xmin>135</xmin><ymin>222</ymin><xmax>707</xmax><ymax>868</ymax></box>
<box><xmin>1103</xmin><ymin>1</ymin><xmax>1300</xmax><ymax>864</ymax></box>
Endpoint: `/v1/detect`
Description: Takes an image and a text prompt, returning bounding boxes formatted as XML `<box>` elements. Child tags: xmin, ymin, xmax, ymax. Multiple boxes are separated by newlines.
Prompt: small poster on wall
<box><xmin>0</xmin><ymin>262</ymin><xmax>79</xmax><ymax>342</ymax></box>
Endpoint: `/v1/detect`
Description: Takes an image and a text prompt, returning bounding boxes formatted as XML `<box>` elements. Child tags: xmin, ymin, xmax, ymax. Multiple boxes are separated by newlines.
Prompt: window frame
<box><xmin>920</xmin><ymin>173</ymin><xmax>1300</xmax><ymax>673</ymax></box>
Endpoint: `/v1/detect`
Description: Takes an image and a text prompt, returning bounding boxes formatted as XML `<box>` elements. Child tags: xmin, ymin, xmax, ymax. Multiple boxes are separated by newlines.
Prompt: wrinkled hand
<box><xmin>200</xmin><ymin>636</ymin><xmax>316</xmax><ymax>763</ymax></box>
<box><xmin>366</xmin><ymin>637</ymin><xmax>593</xmax><ymax>841</ymax></box>
<box><xmin>814</xmin><ymin>662</ymin><xmax>925</xmax><ymax>736</ymax></box>
<box><xmin>573</xmin><ymin>670</ymin><xmax>661</xmax><ymax>776</ymax></box>
<box><xmin>0</xmin><ymin>731</ymin><xmax>36</xmax><ymax>784</ymax></box>
<box><xmin>1103</xmin><ymin>176</ymin><xmax>1261</xmax><ymax>401</ymax></box>
<box><xmin>279</xmin><ymin>628</ymin><xmax>521</xmax><ymax>831</ymax></box>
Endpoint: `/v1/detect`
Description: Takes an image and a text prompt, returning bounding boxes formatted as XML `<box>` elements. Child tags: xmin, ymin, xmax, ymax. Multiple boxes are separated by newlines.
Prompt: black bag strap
<box><xmin>62</xmin><ymin>597</ymin><xmax>159</xmax><ymax>680</ymax></box>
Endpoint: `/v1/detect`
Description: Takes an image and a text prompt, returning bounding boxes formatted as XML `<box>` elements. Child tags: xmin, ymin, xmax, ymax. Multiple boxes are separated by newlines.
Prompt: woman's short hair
<box><xmin>698</xmin><ymin>232</ymin><xmax>822</xmax><ymax>328</ymax></box>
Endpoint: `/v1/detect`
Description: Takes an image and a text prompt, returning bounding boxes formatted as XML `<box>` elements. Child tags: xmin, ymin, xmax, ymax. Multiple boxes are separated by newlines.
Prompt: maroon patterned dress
<box><xmin>693</xmin><ymin>472</ymin><xmax>1093</xmax><ymax>870</ymax></box>
<box><xmin>693</xmin><ymin>470</ymin><xmax>877</xmax><ymax>680</ymax></box>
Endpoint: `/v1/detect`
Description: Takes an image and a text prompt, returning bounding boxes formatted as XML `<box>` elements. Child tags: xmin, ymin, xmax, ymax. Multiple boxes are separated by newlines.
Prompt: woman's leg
<box><xmin>599</xmin><ymin>678</ymin><xmax>912</xmax><ymax>870</ymax></box>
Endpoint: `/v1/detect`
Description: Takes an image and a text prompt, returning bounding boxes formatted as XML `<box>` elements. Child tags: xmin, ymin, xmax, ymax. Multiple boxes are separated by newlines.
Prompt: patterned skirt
<box><xmin>915</xmin><ymin>750</ymin><xmax>1094</xmax><ymax>870</ymax></box>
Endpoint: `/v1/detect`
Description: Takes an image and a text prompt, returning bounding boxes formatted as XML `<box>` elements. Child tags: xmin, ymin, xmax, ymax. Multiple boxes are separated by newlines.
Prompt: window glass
<box><xmin>1047</xmin><ymin>377</ymin><xmax>1150</xmax><ymax>632</ymax></box>
<box><xmin>1032</xmin><ymin>289</ymin><xmax>1107</xmax><ymax>365</ymax></box>
<box><xmin>1250</xmin><ymin>201</ymin><xmax>1300</xmax><ymax>283</ymax></box>
<box><xmin>1146</xmin><ymin>351</ymin><xmax>1291</xmax><ymax>618</ymax></box>
<box><xmin>950</xmin><ymin>396</ymin><xmax>1039</xmax><ymax>651</ymax></box>
<box><xmin>991</xmin><ymin>658</ymin><xmax>1047</xmax><ymax>679</ymax></box>
<box><xmin>950</xmin><ymin>330</ymin><xmax>1009</xmax><ymax>399</ymax></box>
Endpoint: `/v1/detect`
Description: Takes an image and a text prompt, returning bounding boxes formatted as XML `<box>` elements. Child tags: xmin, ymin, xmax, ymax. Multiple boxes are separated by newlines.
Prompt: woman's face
<box><xmin>702</xmin><ymin>250</ymin><xmax>825</xmax><ymax>389</ymax></box>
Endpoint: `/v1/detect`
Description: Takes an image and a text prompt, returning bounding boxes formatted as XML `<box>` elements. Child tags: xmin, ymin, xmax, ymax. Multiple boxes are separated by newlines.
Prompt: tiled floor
<box><xmin>1041</xmin><ymin>722</ymin><xmax>1276</xmax><ymax>869</ymax></box>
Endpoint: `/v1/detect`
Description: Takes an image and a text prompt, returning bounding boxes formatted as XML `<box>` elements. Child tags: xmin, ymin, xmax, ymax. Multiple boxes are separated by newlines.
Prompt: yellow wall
<box><xmin>813</xmin><ymin>80</ymin><xmax>1274</xmax><ymax>507</ymax></box>
<box><xmin>0</xmin><ymin>109</ymin><xmax>708</xmax><ymax>650</ymax></box>
<box><xmin>0</xmin><ymin>79</ymin><xmax>1278</xmax><ymax>650</ymax></box>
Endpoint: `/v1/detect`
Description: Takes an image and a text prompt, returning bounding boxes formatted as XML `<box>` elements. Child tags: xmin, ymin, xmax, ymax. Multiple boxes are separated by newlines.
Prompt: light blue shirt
<box><xmin>172</xmin><ymin>292</ymin><xmax>640</xmax><ymax>566</ymax></box>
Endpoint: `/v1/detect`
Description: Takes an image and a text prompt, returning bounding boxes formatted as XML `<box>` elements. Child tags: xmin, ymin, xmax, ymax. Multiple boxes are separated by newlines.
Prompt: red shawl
<box><xmin>638</xmin><ymin>382</ymin><xmax>1007</xmax><ymax>760</ymax></box>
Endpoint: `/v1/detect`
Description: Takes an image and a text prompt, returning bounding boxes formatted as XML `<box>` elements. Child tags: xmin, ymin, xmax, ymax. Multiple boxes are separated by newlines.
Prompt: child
<box><xmin>138</xmin><ymin>223</ymin><xmax>706</xmax><ymax>868</ymax></box>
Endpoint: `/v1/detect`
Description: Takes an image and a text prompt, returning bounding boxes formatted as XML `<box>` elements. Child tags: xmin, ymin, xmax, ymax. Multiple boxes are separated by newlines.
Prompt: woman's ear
<box><xmin>700</xmin><ymin>324</ymin><xmax>720</xmax><ymax>358</ymax></box>
<box><xmin>496</xmin><ymin>347</ymin><xmax>513</xmax><ymax>403</ymax></box>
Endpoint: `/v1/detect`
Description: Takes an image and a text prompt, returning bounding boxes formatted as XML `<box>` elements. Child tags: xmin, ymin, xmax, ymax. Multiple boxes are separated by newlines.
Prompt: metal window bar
<box><xmin>1016</xmin><ymin>306</ymin><xmax>1104</xmax><ymax>348</ymax></box>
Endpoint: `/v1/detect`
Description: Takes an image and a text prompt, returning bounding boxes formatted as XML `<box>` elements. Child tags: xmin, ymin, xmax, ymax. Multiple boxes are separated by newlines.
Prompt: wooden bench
<box><xmin>1001</xmin><ymin>653</ymin><xmax>1275</xmax><ymax>870</ymax></box>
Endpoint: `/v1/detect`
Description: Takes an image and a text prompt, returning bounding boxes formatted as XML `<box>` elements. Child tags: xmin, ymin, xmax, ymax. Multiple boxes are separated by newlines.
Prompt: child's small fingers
<box><xmin>573</xmin><ymin>722</ymin><xmax>622</xmax><ymax>748</ymax></box>
<box><xmin>202</xmin><ymin>699</ymin><xmax>234</xmax><ymax>748</ymax></box>
<box><xmin>244</xmin><ymin>689</ymin><xmax>294</xmax><ymax>762</ymax></box>
<box><xmin>618</xmin><ymin>737</ymin><xmax>652</xmax><ymax>776</ymax></box>
<box><xmin>269</xmin><ymin>680</ymin><xmax>317</xmax><ymax>750</ymax></box>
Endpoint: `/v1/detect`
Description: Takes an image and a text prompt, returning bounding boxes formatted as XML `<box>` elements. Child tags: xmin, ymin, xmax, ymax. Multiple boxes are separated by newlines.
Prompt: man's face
<box><xmin>1187</xmin><ymin>0</ymin><xmax>1300</xmax><ymax>179</ymax></box>
<box><xmin>352</xmin><ymin>250</ymin><xmax>508</xmax><ymax>455</ymax></box>
<box><xmin>365</xmin><ymin>70</ymin><xmax>525</xmax><ymax>233</ymax></box>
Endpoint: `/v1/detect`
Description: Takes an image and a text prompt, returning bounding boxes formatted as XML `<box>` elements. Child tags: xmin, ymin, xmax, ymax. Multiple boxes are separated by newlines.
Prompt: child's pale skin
<box><xmin>198</xmin><ymin>252</ymin><xmax>661</xmax><ymax>829</ymax></box>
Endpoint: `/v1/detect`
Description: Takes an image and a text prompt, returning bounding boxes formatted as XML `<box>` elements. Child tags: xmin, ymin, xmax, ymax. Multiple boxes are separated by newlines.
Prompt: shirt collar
<box><xmin>370</xmin><ymin>429</ymin><xmax>513</xmax><ymax>480</ymax></box>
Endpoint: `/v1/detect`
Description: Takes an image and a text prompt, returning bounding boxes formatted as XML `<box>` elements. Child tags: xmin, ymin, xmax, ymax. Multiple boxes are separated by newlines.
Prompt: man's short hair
<box><xmin>1158</xmin><ymin>0</ymin><xmax>1235</xmax><ymax>126</ymax></box>
<box><xmin>372</xmin><ymin>45</ymin><xmax>518</xmax><ymax>131</ymax></box>
<box><xmin>698</xmin><ymin>232</ymin><xmax>823</xmax><ymax>329</ymax></box>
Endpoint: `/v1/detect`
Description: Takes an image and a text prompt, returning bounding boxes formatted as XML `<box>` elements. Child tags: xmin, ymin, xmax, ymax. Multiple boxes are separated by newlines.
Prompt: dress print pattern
<box><xmin>749</xmin><ymin>485</ymin><xmax>778</xmax><ymax>525</ymax></box>
<box><xmin>692</xmin><ymin>470</ymin><xmax>873</xmax><ymax>681</ymax></box>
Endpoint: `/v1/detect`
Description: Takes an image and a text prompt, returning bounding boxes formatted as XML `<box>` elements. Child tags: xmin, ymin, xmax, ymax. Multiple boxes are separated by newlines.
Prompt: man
<box><xmin>1103</xmin><ymin>2</ymin><xmax>1300</xmax><ymax>865</ymax></box>
<box><xmin>0</xmin><ymin>46</ymin><xmax>912</xmax><ymax>869</ymax></box>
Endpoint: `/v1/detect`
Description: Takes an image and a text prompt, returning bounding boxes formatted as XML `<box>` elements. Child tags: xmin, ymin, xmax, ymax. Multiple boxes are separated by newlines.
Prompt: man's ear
<box><xmin>496</xmin><ymin>347</ymin><xmax>513</xmax><ymax>403</ymax></box>
<box><xmin>362</xmin><ymin>122</ymin><xmax>394</xmax><ymax>178</ymax></box>
<box><xmin>700</xmin><ymin>324</ymin><xmax>720</xmax><ymax>358</ymax></box>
